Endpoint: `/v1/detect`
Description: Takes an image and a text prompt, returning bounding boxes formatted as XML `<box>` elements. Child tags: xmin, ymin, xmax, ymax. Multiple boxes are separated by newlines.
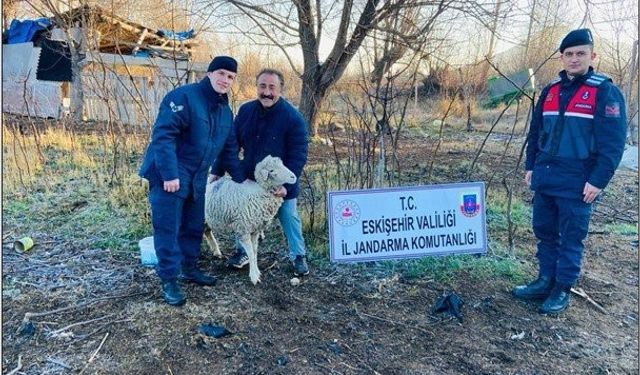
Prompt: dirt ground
<box><xmin>2</xmin><ymin>127</ymin><xmax>638</xmax><ymax>374</ymax></box>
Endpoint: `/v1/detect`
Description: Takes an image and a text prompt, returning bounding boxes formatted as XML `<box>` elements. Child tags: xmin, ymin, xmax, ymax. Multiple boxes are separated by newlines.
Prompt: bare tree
<box><xmin>212</xmin><ymin>0</ymin><xmax>496</xmax><ymax>136</ymax></box>
<box><xmin>588</xmin><ymin>0</ymin><xmax>639</xmax><ymax>143</ymax></box>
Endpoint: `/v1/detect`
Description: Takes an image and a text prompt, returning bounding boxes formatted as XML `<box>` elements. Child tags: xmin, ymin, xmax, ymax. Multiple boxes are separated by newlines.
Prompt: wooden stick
<box><xmin>571</xmin><ymin>287</ymin><xmax>608</xmax><ymax>314</ymax></box>
<box><xmin>6</xmin><ymin>355</ymin><xmax>22</xmax><ymax>375</ymax></box>
<box><xmin>357</xmin><ymin>309</ymin><xmax>434</xmax><ymax>337</ymax></box>
<box><xmin>46</xmin><ymin>357</ymin><xmax>72</xmax><ymax>370</ymax></box>
<box><xmin>23</xmin><ymin>291</ymin><xmax>149</xmax><ymax>322</ymax></box>
<box><xmin>264</xmin><ymin>260</ymin><xmax>278</xmax><ymax>271</ymax></box>
<box><xmin>48</xmin><ymin>314</ymin><xmax>115</xmax><ymax>337</ymax></box>
<box><xmin>71</xmin><ymin>318</ymin><xmax>134</xmax><ymax>344</ymax></box>
<box><xmin>78</xmin><ymin>332</ymin><xmax>109</xmax><ymax>375</ymax></box>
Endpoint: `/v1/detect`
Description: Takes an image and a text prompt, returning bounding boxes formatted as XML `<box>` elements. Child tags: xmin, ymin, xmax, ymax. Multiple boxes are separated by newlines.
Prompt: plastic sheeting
<box><xmin>36</xmin><ymin>39</ymin><xmax>72</xmax><ymax>81</ymax></box>
<box><xmin>2</xmin><ymin>43</ymin><xmax>40</xmax><ymax>81</ymax></box>
<box><xmin>7</xmin><ymin>18</ymin><xmax>51</xmax><ymax>44</ymax></box>
<box><xmin>157</xmin><ymin>29</ymin><xmax>195</xmax><ymax>41</ymax></box>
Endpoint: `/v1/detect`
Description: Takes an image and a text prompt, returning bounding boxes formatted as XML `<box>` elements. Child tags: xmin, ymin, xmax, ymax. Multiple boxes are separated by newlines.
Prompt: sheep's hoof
<box><xmin>250</xmin><ymin>272</ymin><xmax>262</xmax><ymax>285</ymax></box>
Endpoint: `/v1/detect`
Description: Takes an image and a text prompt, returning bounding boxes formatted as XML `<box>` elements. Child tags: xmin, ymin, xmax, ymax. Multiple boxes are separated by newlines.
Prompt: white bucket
<box><xmin>139</xmin><ymin>236</ymin><xmax>158</xmax><ymax>266</ymax></box>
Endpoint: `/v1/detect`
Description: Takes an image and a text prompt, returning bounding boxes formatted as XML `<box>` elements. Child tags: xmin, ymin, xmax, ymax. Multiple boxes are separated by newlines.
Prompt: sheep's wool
<box><xmin>205</xmin><ymin>178</ymin><xmax>283</xmax><ymax>235</ymax></box>
<box><xmin>204</xmin><ymin>155</ymin><xmax>296</xmax><ymax>237</ymax></box>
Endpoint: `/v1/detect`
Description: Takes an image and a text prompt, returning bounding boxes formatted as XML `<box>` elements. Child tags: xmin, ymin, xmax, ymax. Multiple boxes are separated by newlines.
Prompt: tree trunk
<box><xmin>298</xmin><ymin>72</ymin><xmax>326</xmax><ymax>137</ymax></box>
<box><xmin>67</xmin><ymin>33</ymin><xmax>85</xmax><ymax>121</ymax></box>
<box><xmin>625</xmin><ymin>40</ymin><xmax>638</xmax><ymax>144</ymax></box>
<box><xmin>70</xmin><ymin>54</ymin><xmax>84</xmax><ymax>121</ymax></box>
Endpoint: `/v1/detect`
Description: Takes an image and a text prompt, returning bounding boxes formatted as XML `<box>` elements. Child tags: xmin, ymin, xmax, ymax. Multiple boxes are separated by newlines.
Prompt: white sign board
<box><xmin>327</xmin><ymin>182</ymin><xmax>487</xmax><ymax>263</ymax></box>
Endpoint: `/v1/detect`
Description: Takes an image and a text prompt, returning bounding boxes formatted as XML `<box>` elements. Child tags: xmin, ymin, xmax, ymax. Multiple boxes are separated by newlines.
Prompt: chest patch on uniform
<box><xmin>605</xmin><ymin>102</ymin><xmax>621</xmax><ymax>117</ymax></box>
<box><xmin>170</xmin><ymin>101</ymin><xmax>184</xmax><ymax>112</ymax></box>
<box><xmin>581</xmin><ymin>91</ymin><xmax>589</xmax><ymax>100</ymax></box>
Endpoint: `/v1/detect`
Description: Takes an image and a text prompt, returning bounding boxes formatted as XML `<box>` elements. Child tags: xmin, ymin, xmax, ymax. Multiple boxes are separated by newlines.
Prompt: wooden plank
<box><xmin>83</xmin><ymin>52</ymin><xmax>206</xmax><ymax>71</ymax></box>
<box><xmin>132</xmin><ymin>29</ymin><xmax>148</xmax><ymax>55</ymax></box>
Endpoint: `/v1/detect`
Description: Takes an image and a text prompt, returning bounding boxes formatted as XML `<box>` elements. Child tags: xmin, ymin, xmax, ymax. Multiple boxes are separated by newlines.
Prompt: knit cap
<box><xmin>208</xmin><ymin>56</ymin><xmax>238</xmax><ymax>73</ymax></box>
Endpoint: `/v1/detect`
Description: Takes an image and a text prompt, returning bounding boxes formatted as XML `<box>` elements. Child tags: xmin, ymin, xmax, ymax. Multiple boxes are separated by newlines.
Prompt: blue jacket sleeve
<box><xmin>217</xmin><ymin>125</ymin><xmax>245</xmax><ymax>183</ymax></box>
<box><xmin>525</xmin><ymin>86</ymin><xmax>549</xmax><ymax>171</ymax></box>
<box><xmin>283</xmin><ymin>110</ymin><xmax>309</xmax><ymax>190</ymax></box>
<box><xmin>588</xmin><ymin>83</ymin><xmax>627</xmax><ymax>189</ymax></box>
<box><xmin>210</xmin><ymin>107</ymin><xmax>245</xmax><ymax>178</ymax></box>
<box><xmin>151</xmin><ymin>92</ymin><xmax>190</xmax><ymax>181</ymax></box>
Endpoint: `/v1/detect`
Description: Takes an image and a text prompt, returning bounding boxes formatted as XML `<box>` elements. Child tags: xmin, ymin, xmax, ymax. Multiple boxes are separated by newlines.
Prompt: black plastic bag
<box><xmin>431</xmin><ymin>292</ymin><xmax>464</xmax><ymax>323</ymax></box>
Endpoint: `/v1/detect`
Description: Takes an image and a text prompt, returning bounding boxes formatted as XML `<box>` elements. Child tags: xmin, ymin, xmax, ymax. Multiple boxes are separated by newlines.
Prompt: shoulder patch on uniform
<box><xmin>604</xmin><ymin>102</ymin><xmax>621</xmax><ymax>118</ymax></box>
<box><xmin>169</xmin><ymin>101</ymin><xmax>184</xmax><ymax>112</ymax></box>
<box><xmin>584</xmin><ymin>72</ymin><xmax>612</xmax><ymax>87</ymax></box>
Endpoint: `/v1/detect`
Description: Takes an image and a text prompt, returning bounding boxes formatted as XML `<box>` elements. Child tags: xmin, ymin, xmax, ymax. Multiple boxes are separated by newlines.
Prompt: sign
<box><xmin>327</xmin><ymin>182</ymin><xmax>487</xmax><ymax>263</ymax></box>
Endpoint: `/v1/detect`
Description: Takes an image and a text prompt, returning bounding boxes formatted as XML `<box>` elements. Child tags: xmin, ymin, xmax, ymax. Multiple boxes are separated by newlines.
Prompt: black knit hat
<box><xmin>559</xmin><ymin>29</ymin><xmax>594</xmax><ymax>53</ymax></box>
<box><xmin>207</xmin><ymin>56</ymin><xmax>238</xmax><ymax>73</ymax></box>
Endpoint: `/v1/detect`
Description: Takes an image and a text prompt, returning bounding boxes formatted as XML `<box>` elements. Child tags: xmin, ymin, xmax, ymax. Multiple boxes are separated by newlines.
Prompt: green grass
<box><xmin>387</xmin><ymin>254</ymin><xmax>524</xmax><ymax>283</ymax></box>
<box><xmin>4</xmin><ymin>124</ymin><xmax>534</xmax><ymax>285</ymax></box>
<box><xmin>2</xmin><ymin>199</ymin><xmax>31</xmax><ymax>218</ymax></box>
<box><xmin>605</xmin><ymin>223</ymin><xmax>638</xmax><ymax>236</ymax></box>
<box><xmin>486</xmin><ymin>191</ymin><xmax>531</xmax><ymax>232</ymax></box>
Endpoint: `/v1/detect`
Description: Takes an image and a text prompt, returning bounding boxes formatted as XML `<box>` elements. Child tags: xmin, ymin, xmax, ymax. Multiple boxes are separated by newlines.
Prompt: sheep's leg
<box><xmin>251</xmin><ymin>233</ymin><xmax>262</xmax><ymax>278</ymax></box>
<box><xmin>239</xmin><ymin>234</ymin><xmax>260</xmax><ymax>284</ymax></box>
<box><xmin>204</xmin><ymin>227</ymin><xmax>222</xmax><ymax>258</ymax></box>
<box><xmin>251</xmin><ymin>232</ymin><xmax>261</xmax><ymax>283</ymax></box>
<box><xmin>251</xmin><ymin>232</ymin><xmax>260</xmax><ymax>256</ymax></box>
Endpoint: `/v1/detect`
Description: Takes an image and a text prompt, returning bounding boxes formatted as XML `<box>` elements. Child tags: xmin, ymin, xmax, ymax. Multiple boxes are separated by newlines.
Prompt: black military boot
<box><xmin>539</xmin><ymin>283</ymin><xmax>572</xmax><ymax>314</ymax></box>
<box><xmin>162</xmin><ymin>280</ymin><xmax>186</xmax><ymax>306</ymax></box>
<box><xmin>180</xmin><ymin>267</ymin><xmax>217</xmax><ymax>286</ymax></box>
<box><xmin>512</xmin><ymin>275</ymin><xmax>554</xmax><ymax>300</ymax></box>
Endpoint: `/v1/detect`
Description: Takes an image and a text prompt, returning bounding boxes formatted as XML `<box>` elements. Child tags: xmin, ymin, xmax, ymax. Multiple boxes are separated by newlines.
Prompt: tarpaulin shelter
<box><xmin>2</xmin><ymin>4</ymin><xmax>207</xmax><ymax>125</ymax></box>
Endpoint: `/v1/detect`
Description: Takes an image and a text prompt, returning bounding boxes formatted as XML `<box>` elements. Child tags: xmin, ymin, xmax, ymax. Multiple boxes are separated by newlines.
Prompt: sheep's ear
<box><xmin>257</xmin><ymin>166</ymin><xmax>270</xmax><ymax>182</ymax></box>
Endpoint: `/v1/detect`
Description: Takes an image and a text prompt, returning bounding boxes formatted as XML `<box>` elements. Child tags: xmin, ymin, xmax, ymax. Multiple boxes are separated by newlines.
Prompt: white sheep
<box><xmin>204</xmin><ymin>155</ymin><xmax>296</xmax><ymax>284</ymax></box>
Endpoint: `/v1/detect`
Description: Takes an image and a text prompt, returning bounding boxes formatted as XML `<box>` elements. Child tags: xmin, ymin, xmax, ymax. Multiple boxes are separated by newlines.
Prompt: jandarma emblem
<box><xmin>169</xmin><ymin>101</ymin><xmax>184</xmax><ymax>112</ymax></box>
<box><xmin>333</xmin><ymin>200</ymin><xmax>361</xmax><ymax>226</ymax></box>
<box><xmin>460</xmin><ymin>194</ymin><xmax>481</xmax><ymax>217</ymax></box>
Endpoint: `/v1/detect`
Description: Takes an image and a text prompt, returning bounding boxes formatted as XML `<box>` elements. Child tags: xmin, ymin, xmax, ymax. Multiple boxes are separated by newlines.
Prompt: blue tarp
<box><xmin>7</xmin><ymin>18</ymin><xmax>52</xmax><ymax>44</ymax></box>
<box><xmin>157</xmin><ymin>29</ymin><xmax>195</xmax><ymax>41</ymax></box>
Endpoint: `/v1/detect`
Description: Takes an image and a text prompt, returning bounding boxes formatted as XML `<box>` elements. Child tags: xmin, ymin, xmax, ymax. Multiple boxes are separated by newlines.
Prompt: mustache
<box><xmin>260</xmin><ymin>94</ymin><xmax>274</xmax><ymax>100</ymax></box>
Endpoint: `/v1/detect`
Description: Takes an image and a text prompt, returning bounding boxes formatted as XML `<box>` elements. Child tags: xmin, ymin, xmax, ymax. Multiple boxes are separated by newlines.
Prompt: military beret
<box><xmin>559</xmin><ymin>29</ymin><xmax>594</xmax><ymax>53</ymax></box>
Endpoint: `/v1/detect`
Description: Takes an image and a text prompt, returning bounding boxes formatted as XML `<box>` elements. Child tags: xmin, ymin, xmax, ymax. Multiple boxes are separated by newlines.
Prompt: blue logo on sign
<box><xmin>460</xmin><ymin>194</ymin><xmax>480</xmax><ymax>217</ymax></box>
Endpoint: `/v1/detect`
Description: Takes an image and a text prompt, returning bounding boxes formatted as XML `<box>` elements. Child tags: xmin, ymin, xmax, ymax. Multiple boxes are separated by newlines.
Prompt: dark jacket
<box><xmin>213</xmin><ymin>98</ymin><xmax>309</xmax><ymax>199</ymax></box>
<box><xmin>139</xmin><ymin>78</ymin><xmax>244</xmax><ymax>200</ymax></box>
<box><xmin>526</xmin><ymin>68</ymin><xmax>627</xmax><ymax>198</ymax></box>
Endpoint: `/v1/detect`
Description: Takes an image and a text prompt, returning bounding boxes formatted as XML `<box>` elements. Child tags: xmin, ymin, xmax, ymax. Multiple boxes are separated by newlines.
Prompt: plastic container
<box><xmin>14</xmin><ymin>237</ymin><xmax>34</xmax><ymax>252</ymax></box>
<box><xmin>139</xmin><ymin>236</ymin><xmax>158</xmax><ymax>266</ymax></box>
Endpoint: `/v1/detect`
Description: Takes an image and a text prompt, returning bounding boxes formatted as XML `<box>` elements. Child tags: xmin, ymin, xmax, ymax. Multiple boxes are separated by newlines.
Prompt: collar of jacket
<box><xmin>559</xmin><ymin>66</ymin><xmax>594</xmax><ymax>85</ymax></box>
<box><xmin>199</xmin><ymin>77</ymin><xmax>229</xmax><ymax>106</ymax></box>
<box><xmin>258</xmin><ymin>97</ymin><xmax>284</xmax><ymax>118</ymax></box>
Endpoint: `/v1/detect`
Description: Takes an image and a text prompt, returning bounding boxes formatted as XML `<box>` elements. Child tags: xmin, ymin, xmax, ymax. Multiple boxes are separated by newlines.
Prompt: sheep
<box><xmin>204</xmin><ymin>155</ymin><xmax>296</xmax><ymax>284</ymax></box>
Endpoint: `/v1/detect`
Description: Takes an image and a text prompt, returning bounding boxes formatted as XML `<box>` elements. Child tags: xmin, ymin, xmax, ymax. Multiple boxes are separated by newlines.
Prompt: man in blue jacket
<box><xmin>139</xmin><ymin>56</ymin><xmax>245</xmax><ymax>306</ymax></box>
<box><xmin>513</xmin><ymin>29</ymin><xmax>627</xmax><ymax>314</ymax></box>
<box><xmin>213</xmin><ymin>68</ymin><xmax>310</xmax><ymax>276</ymax></box>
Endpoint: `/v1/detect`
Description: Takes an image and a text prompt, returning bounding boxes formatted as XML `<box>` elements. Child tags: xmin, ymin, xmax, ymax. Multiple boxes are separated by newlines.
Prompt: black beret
<box><xmin>207</xmin><ymin>56</ymin><xmax>238</xmax><ymax>73</ymax></box>
<box><xmin>559</xmin><ymin>29</ymin><xmax>594</xmax><ymax>53</ymax></box>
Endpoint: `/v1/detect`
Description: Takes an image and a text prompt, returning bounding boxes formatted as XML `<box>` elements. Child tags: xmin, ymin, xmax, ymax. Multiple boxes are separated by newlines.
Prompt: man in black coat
<box><xmin>139</xmin><ymin>56</ymin><xmax>244</xmax><ymax>306</ymax></box>
<box><xmin>213</xmin><ymin>68</ymin><xmax>310</xmax><ymax>276</ymax></box>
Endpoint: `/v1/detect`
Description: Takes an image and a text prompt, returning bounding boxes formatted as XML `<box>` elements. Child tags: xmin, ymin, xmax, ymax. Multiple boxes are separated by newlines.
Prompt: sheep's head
<box><xmin>254</xmin><ymin>155</ymin><xmax>296</xmax><ymax>189</ymax></box>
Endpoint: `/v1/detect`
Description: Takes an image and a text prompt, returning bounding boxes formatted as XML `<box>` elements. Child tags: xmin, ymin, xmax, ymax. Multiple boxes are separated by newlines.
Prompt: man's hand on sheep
<box><xmin>271</xmin><ymin>186</ymin><xmax>287</xmax><ymax>198</ymax></box>
<box><xmin>208</xmin><ymin>174</ymin><xmax>221</xmax><ymax>183</ymax></box>
<box><xmin>164</xmin><ymin>179</ymin><xmax>180</xmax><ymax>193</ymax></box>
